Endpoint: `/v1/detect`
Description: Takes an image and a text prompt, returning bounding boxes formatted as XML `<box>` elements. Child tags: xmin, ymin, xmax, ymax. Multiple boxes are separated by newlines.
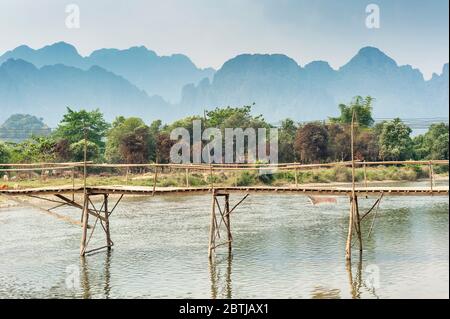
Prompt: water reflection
<box><xmin>310</xmin><ymin>287</ymin><xmax>341</xmax><ymax>299</ymax></box>
<box><xmin>209</xmin><ymin>253</ymin><xmax>233</xmax><ymax>299</ymax></box>
<box><xmin>80</xmin><ymin>250</ymin><xmax>112</xmax><ymax>299</ymax></box>
<box><xmin>346</xmin><ymin>256</ymin><xmax>380</xmax><ymax>299</ymax></box>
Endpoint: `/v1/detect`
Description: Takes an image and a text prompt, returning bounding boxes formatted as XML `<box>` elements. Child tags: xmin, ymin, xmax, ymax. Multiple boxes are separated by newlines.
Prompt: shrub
<box><xmin>258</xmin><ymin>173</ymin><xmax>274</xmax><ymax>185</ymax></box>
<box><xmin>237</xmin><ymin>171</ymin><xmax>255</xmax><ymax>186</ymax></box>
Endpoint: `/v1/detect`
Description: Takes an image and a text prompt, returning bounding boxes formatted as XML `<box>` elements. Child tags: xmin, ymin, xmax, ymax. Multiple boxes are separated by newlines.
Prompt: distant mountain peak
<box><xmin>43</xmin><ymin>41</ymin><xmax>78</xmax><ymax>51</ymax></box>
<box><xmin>90</xmin><ymin>46</ymin><xmax>157</xmax><ymax>59</ymax></box>
<box><xmin>221</xmin><ymin>53</ymin><xmax>300</xmax><ymax>74</ymax></box>
<box><xmin>341</xmin><ymin>46</ymin><xmax>397</xmax><ymax>71</ymax></box>
<box><xmin>304</xmin><ymin>60</ymin><xmax>335</xmax><ymax>72</ymax></box>
<box><xmin>442</xmin><ymin>63</ymin><xmax>449</xmax><ymax>75</ymax></box>
<box><xmin>1</xmin><ymin>58</ymin><xmax>37</xmax><ymax>73</ymax></box>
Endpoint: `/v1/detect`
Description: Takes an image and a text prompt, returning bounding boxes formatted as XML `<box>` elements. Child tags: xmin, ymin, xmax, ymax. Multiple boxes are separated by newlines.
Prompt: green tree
<box><xmin>105</xmin><ymin>117</ymin><xmax>151</xmax><ymax>163</ymax></box>
<box><xmin>205</xmin><ymin>105</ymin><xmax>271</xmax><ymax>131</ymax></box>
<box><xmin>330</xmin><ymin>96</ymin><xmax>375</xmax><ymax>128</ymax></box>
<box><xmin>294</xmin><ymin>122</ymin><xmax>329</xmax><ymax>163</ymax></box>
<box><xmin>378</xmin><ymin>118</ymin><xmax>413</xmax><ymax>160</ymax></box>
<box><xmin>278</xmin><ymin>119</ymin><xmax>298</xmax><ymax>163</ymax></box>
<box><xmin>54</xmin><ymin>108</ymin><xmax>110</xmax><ymax>150</ymax></box>
<box><xmin>70</xmin><ymin>140</ymin><xmax>100</xmax><ymax>162</ymax></box>
<box><xmin>413</xmin><ymin>123</ymin><xmax>449</xmax><ymax>160</ymax></box>
<box><xmin>326</xmin><ymin>123</ymin><xmax>350</xmax><ymax>161</ymax></box>
<box><xmin>7</xmin><ymin>136</ymin><xmax>56</xmax><ymax>163</ymax></box>
<box><xmin>148</xmin><ymin>120</ymin><xmax>162</xmax><ymax>162</ymax></box>
<box><xmin>105</xmin><ymin>116</ymin><xmax>149</xmax><ymax>163</ymax></box>
<box><xmin>0</xmin><ymin>142</ymin><xmax>11</xmax><ymax>164</ymax></box>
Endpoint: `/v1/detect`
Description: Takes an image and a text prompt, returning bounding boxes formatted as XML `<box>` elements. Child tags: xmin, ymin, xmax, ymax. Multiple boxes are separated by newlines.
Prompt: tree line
<box><xmin>0</xmin><ymin>96</ymin><xmax>448</xmax><ymax>165</ymax></box>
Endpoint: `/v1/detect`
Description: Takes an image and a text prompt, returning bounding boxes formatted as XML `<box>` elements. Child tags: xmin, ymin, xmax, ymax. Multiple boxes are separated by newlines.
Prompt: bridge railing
<box><xmin>0</xmin><ymin>160</ymin><xmax>448</xmax><ymax>191</ymax></box>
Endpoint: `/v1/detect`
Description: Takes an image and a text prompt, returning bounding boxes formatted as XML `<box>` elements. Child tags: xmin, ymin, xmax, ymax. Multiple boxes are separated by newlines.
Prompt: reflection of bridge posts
<box><xmin>80</xmin><ymin>250</ymin><xmax>112</xmax><ymax>299</ymax></box>
<box><xmin>346</xmin><ymin>257</ymin><xmax>380</xmax><ymax>299</ymax></box>
<box><xmin>346</xmin><ymin>257</ymin><xmax>363</xmax><ymax>299</ymax></box>
<box><xmin>209</xmin><ymin>252</ymin><xmax>233</xmax><ymax>299</ymax></box>
<box><xmin>80</xmin><ymin>257</ymin><xmax>91</xmax><ymax>299</ymax></box>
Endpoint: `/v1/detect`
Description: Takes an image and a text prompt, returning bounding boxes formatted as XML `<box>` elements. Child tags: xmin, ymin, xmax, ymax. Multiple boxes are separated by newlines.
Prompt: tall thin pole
<box><xmin>208</xmin><ymin>191</ymin><xmax>217</xmax><ymax>259</ymax></box>
<box><xmin>351</xmin><ymin>111</ymin><xmax>356</xmax><ymax>198</ymax></box>
<box><xmin>204</xmin><ymin>110</ymin><xmax>214</xmax><ymax>190</ymax></box>
<box><xmin>83</xmin><ymin>127</ymin><xmax>88</xmax><ymax>194</ymax></box>
<box><xmin>346</xmin><ymin>110</ymin><xmax>358</xmax><ymax>261</ymax></box>
<box><xmin>80</xmin><ymin>125</ymin><xmax>89</xmax><ymax>256</ymax></box>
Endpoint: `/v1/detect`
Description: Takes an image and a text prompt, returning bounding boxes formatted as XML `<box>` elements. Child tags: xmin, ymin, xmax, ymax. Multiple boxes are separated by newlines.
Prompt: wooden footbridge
<box><xmin>0</xmin><ymin>160</ymin><xmax>448</xmax><ymax>261</ymax></box>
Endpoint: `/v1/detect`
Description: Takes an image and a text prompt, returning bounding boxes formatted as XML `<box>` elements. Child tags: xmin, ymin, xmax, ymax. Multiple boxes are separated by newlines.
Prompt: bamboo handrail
<box><xmin>0</xmin><ymin>160</ymin><xmax>448</xmax><ymax>172</ymax></box>
<box><xmin>0</xmin><ymin>166</ymin><xmax>76</xmax><ymax>172</ymax></box>
<box><xmin>0</xmin><ymin>161</ymin><xmax>92</xmax><ymax>167</ymax></box>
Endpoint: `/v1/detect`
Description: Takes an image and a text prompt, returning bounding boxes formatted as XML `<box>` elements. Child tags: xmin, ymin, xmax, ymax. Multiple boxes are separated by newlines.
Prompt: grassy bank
<box><xmin>1</xmin><ymin>165</ymin><xmax>448</xmax><ymax>189</ymax></box>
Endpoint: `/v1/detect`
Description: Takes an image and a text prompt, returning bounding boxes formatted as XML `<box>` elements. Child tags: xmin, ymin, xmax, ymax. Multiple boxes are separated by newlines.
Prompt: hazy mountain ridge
<box><xmin>0</xmin><ymin>42</ymin><xmax>214</xmax><ymax>103</ymax></box>
<box><xmin>181</xmin><ymin>47</ymin><xmax>449</xmax><ymax>120</ymax></box>
<box><xmin>0</xmin><ymin>59</ymin><xmax>171</xmax><ymax>125</ymax></box>
<box><xmin>0</xmin><ymin>43</ymin><xmax>448</xmax><ymax>125</ymax></box>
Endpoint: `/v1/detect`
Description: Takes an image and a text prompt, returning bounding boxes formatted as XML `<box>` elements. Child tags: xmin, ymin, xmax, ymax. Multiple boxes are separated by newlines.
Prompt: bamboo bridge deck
<box><xmin>0</xmin><ymin>185</ymin><xmax>448</xmax><ymax>197</ymax></box>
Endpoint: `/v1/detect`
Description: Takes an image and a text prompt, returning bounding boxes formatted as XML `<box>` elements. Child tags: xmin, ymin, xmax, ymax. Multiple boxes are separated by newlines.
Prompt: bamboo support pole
<box><xmin>104</xmin><ymin>194</ymin><xmax>112</xmax><ymax>249</ymax></box>
<box><xmin>209</xmin><ymin>164</ymin><xmax>214</xmax><ymax>191</ymax></box>
<box><xmin>185</xmin><ymin>168</ymin><xmax>189</xmax><ymax>188</ymax></box>
<box><xmin>346</xmin><ymin>110</ymin><xmax>360</xmax><ymax>262</ymax></box>
<box><xmin>152</xmin><ymin>165</ymin><xmax>158</xmax><ymax>196</ymax></box>
<box><xmin>80</xmin><ymin>194</ymin><xmax>90</xmax><ymax>256</ymax></box>
<box><xmin>208</xmin><ymin>191</ymin><xmax>217</xmax><ymax>259</ymax></box>
<box><xmin>294</xmin><ymin>162</ymin><xmax>298</xmax><ymax>188</ymax></box>
<box><xmin>354</xmin><ymin>196</ymin><xmax>362</xmax><ymax>254</ymax></box>
<box><xmin>346</xmin><ymin>196</ymin><xmax>354</xmax><ymax>261</ymax></box>
<box><xmin>225</xmin><ymin>194</ymin><xmax>232</xmax><ymax>252</ymax></box>
<box><xmin>363</xmin><ymin>163</ymin><xmax>368</xmax><ymax>188</ymax></box>
<box><xmin>429</xmin><ymin>163</ymin><xmax>434</xmax><ymax>191</ymax></box>
<box><xmin>72</xmin><ymin>166</ymin><xmax>75</xmax><ymax>202</ymax></box>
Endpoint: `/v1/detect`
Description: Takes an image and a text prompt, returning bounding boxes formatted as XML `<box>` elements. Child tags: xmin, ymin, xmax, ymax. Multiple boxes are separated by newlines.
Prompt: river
<box><xmin>0</xmin><ymin>180</ymin><xmax>448</xmax><ymax>299</ymax></box>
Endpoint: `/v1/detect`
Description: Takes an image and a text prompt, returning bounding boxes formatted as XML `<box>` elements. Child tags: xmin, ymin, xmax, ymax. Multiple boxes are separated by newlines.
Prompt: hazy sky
<box><xmin>0</xmin><ymin>0</ymin><xmax>448</xmax><ymax>79</ymax></box>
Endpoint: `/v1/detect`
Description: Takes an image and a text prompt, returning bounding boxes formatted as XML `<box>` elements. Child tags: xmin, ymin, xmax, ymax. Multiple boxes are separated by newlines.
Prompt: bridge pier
<box><xmin>80</xmin><ymin>193</ymin><xmax>116</xmax><ymax>256</ymax></box>
<box><xmin>208</xmin><ymin>191</ymin><xmax>249</xmax><ymax>259</ymax></box>
<box><xmin>345</xmin><ymin>195</ymin><xmax>363</xmax><ymax>262</ymax></box>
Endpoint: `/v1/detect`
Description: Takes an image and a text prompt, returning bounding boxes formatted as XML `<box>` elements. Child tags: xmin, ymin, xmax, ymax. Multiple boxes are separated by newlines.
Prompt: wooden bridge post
<box><xmin>185</xmin><ymin>168</ymin><xmax>190</xmax><ymax>188</ymax></box>
<box><xmin>208</xmin><ymin>190</ymin><xmax>217</xmax><ymax>259</ymax></box>
<box><xmin>294</xmin><ymin>163</ymin><xmax>298</xmax><ymax>188</ymax></box>
<box><xmin>225</xmin><ymin>194</ymin><xmax>232</xmax><ymax>252</ymax></box>
<box><xmin>345</xmin><ymin>196</ymin><xmax>354</xmax><ymax>261</ymax></box>
<box><xmin>71</xmin><ymin>166</ymin><xmax>75</xmax><ymax>202</ymax></box>
<box><xmin>346</xmin><ymin>194</ymin><xmax>363</xmax><ymax>262</ymax></box>
<box><xmin>80</xmin><ymin>193</ymin><xmax>90</xmax><ymax>256</ymax></box>
<box><xmin>355</xmin><ymin>196</ymin><xmax>363</xmax><ymax>254</ymax></box>
<box><xmin>152</xmin><ymin>165</ymin><xmax>158</xmax><ymax>196</ymax></box>
<box><xmin>429</xmin><ymin>162</ymin><xmax>434</xmax><ymax>192</ymax></box>
<box><xmin>104</xmin><ymin>194</ymin><xmax>112</xmax><ymax>249</ymax></box>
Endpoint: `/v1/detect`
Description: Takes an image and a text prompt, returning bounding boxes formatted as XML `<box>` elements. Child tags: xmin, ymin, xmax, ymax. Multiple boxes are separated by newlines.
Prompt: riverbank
<box><xmin>0</xmin><ymin>195</ymin><xmax>19</xmax><ymax>209</ymax></box>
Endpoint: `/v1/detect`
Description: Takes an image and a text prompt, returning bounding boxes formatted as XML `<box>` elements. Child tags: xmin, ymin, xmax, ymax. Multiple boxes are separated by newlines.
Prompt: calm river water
<box><xmin>0</xmin><ymin>181</ymin><xmax>448</xmax><ymax>299</ymax></box>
